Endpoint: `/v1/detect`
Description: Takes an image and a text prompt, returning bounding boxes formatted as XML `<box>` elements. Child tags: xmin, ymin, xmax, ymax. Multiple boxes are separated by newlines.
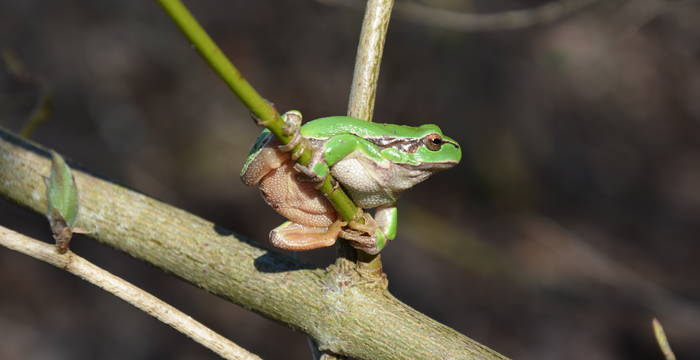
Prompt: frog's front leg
<box><xmin>273</xmin><ymin>110</ymin><xmax>329</xmax><ymax>183</ymax></box>
<box><xmin>374</xmin><ymin>205</ymin><xmax>398</xmax><ymax>242</ymax></box>
<box><xmin>270</xmin><ymin>220</ymin><xmax>346</xmax><ymax>251</ymax></box>
<box><xmin>294</xmin><ymin>134</ymin><xmax>365</xmax><ymax>184</ymax></box>
<box><xmin>341</xmin><ymin>205</ymin><xmax>397</xmax><ymax>254</ymax></box>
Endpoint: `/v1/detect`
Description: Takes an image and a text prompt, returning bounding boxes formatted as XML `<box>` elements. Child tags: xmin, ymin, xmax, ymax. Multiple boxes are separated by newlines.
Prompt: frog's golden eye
<box><xmin>423</xmin><ymin>134</ymin><xmax>443</xmax><ymax>151</ymax></box>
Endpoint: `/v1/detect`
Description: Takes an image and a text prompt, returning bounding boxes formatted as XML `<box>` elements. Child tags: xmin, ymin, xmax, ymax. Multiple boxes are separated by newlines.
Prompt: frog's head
<box><xmin>409</xmin><ymin>124</ymin><xmax>461</xmax><ymax>170</ymax></box>
<box><xmin>371</xmin><ymin>124</ymin><xmax>461</xmax><ymax>193</ymax></box>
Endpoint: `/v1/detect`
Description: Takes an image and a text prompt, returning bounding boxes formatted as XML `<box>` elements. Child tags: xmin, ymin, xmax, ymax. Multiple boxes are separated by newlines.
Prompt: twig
<box><xmin>652</xmin><ymin>318</ymin><xmax>677</xmax><ymax>360</ymax></box>
<box><xmin>320</xmin><ymin>0</ymin><xmax>604</xmax><ymax>32</ymax></box>
<box><xmin>156</xmin><ymin>0</ymin><xmax>361</xmax><ymax>224</ymax></box>
<box><xmin>0</xmin><ymin>225</ymin><xmax>262</xmax><ymax>360</ymax></box>
<box><xmin>1</xmin><ymin>50</ymin><xmax>52</xmax><ymax>138</ymax></box>
<box><xmin>155</xmin><ymin>0</ymin><xmax>277</xmax><ymax>127</ymax></box>
<box><xmin>342</xmin><ymin>0</ymin><xmax>395</xmax><ymax>276</ymax></box>
<box><xmin>347</xmin><ymin>0</ymin><xmax>394</xmax><ymax>122</ymax></box>
<box><xmin>20</xmin><ymin>90</ymin><xmax>52</xmax><ymax>139</ymax></box>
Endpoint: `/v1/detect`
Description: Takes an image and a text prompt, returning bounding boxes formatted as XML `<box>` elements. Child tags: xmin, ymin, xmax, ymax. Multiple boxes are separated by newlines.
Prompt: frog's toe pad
<box><xmin>269</xmin><ymin>221</ymin><xmax>343</xmax><ymax>251</ymax></box>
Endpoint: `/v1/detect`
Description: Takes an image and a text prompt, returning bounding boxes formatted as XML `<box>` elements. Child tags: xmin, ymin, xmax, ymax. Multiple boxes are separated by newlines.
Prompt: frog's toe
<box><xmin>347</xmin><ymin>212</ymin><xmax>379</xmax><ymax>234</ymax></box>
<box><xmin>269</xmin><ymin>221</ymin><xmax>344</xmax><ymax>251</ymax></box>
<box><xmin>339</xmin><ymin>229</ymin><xmax>381</xmax><ymax>255</ymax></box>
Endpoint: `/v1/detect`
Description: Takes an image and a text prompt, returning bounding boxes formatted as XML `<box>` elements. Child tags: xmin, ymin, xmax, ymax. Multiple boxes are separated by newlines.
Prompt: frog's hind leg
<box><xmin>270</xmin><ymin>220</ymin><xmax>345</xmax><ymax>251</ymax></box>
<box><xmin>241</xmin><ymin>140</ymin><xmax>288</xmax><ymax>186</ymax></box>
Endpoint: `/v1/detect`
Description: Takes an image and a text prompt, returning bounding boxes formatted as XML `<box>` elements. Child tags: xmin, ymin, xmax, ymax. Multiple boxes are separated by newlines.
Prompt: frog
<box><xmin>241</xmin><ymin>111</ymin><xmax>461</xmax><ymax>254</ymax></box>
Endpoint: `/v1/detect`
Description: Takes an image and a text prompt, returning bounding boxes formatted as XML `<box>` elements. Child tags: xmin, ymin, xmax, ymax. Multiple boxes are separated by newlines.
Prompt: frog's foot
<box><xmin>347</xmin><ymin>211</ymin><xmax>379</xmax><ymax>234</ymax></box>
<box><xmin>281</xmin><ymin>110</ymin><xmax>302</xmax><ymax>135</ymax></box>
<box><xmin>270</xmin><ymin>220</ymin><xmax>345</xmax><ymax>251</ymax></box>
<box><xmin>340</xmin><ymin>212</ymin><xmax>390</xmax><ymax>255</ymax></box>
<box><xmin>339</xmin><ymin>228</ymin><xmax>385</xmax><ymax>255</ymax></box>
<box><xmin>277</xmin><ymin>110</ymin><xmax>303</xmax><ymax>154</ymax></box>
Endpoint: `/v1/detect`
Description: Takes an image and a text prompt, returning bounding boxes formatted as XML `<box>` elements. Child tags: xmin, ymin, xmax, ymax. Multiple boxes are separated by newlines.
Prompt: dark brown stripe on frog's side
<box><xmin>364</xmin><ymin>136</ymin><xmax>424</xmax><ymax>153</ymax></box>
<box><xmin>365</xmin><ymin>136</ymin><xmax>460</xmax><ymax>153</ymax></box>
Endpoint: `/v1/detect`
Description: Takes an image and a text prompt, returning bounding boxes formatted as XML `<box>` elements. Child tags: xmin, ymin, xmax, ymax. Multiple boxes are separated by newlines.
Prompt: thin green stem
<box><xmin>19</xmin><ymin>92</ymin><xmax>52</xmax><ymax>139</ymax></box>
<box><xmin>156</xmin><ymin>0</ymin><xmax>359</xmax><ymax>223</ymax></box>
<box><xmin>156</xmin><ymin>0</ymin><xmax>278</xmax><ymax>129</ymax></box>
<box><xmin>1</xmin><ymin>50</ymin><xmax>52</xmax><ymax>139</ymax></box>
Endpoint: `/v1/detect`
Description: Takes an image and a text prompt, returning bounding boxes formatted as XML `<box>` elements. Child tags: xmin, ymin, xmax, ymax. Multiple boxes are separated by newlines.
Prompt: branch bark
<box><xmin>0</xmin><ymin>225</ymin><xmax>261</xmax><ymax>360</ymax></box>
<box><xmin>0</xmin><ymin>129</ymin><xmax>508</xmax><ymax>359</ymax></box>
<box><xmin>338</xmin><ymin>0</ymin><xmax>395</xmax><ymax>280</ymax></box>
<box><xmin>347</xmin><ymin>0</ymin><xmax>393</xmax><ymax>123</ymax></box>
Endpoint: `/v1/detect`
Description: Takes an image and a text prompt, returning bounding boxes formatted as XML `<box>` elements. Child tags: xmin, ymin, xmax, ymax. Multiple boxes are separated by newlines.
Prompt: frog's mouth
<box><xmin>399</xmin><ymin>161</ymin><xmax>458</xmax><ymax>171</ymax></box>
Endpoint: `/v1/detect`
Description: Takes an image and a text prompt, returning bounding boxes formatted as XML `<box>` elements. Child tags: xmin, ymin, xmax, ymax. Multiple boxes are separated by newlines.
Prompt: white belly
<box><xmin>330</xmin><ymin>152</ymin><xmax>432</xmax><ymax>209</ymax></box>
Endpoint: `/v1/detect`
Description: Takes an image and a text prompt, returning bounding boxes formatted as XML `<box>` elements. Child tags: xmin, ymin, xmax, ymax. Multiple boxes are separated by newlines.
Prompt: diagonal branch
<box><xmin>339</xmin><ymin>0</ymin><xmax>395</xmax><ymax>277</ymax></box>
<box><xmin>157</xmin><ymin>0</ymin><xmax>360</xmax><ymax>224</ymax></box>
<box><xmin>0</xmin><ymin>128</ymin><xmax>508</xmax><ymax>360</ymax></box>
<box><xmin>0</xmin><ymin>225</ymin><xmax>261</xmax><ymax>360</ymax></box>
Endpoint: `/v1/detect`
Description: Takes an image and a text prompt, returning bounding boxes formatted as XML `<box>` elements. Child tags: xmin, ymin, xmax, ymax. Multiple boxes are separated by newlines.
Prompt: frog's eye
<box><xmin>423</xmin><ymin>134</ymin><xmax>443</xmax><ymax>151</ymax></box>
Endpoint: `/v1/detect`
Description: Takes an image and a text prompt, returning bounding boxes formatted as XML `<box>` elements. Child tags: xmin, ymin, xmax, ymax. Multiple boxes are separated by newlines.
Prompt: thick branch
<box><xmin>0</xmin><ymin>128</ymin><xmax>507</xmax><ymax>360</ymax></box>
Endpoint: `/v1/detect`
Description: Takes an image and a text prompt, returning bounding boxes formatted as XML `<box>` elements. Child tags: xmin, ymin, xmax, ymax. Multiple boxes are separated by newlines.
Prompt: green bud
<box><xmin>45</xmin><ymin>151</ymin><xmax>80</xmax><ymax>253</ymax></box>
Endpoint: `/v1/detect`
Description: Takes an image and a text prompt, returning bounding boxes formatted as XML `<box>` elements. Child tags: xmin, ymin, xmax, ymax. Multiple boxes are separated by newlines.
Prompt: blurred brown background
<box><xmin>1</xmin><ymin>0</ymin><xmax>699</xmax><ymax>359</ymax></box>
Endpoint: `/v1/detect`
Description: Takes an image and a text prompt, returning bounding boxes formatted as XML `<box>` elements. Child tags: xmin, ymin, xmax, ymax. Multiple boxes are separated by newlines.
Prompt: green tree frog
<box><xmin>241</xmin><ymin>111</ymin><xmax>461</xmax><ymax>254</ymax></box>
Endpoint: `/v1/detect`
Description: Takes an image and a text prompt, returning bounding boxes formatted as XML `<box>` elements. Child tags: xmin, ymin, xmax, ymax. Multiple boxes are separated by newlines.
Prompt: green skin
<box><xmin>300</xmin><ymin>116</ymin><xmax>461</xmax><ymax>178</ymax></box>
<box><xmin>242</xmin><ymin>112</ymin><xmax>461</xmax><ymax>253</ymax></box>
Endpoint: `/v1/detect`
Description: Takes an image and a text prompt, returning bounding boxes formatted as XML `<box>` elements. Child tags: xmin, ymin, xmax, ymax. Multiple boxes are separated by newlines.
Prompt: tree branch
<box><xmin>347</xmin><ymin>0</ymin><xmax>394</xmax><ymax>122</ymax></box>
<box><xmin>652</xmin><ymin>318</ymin><xmax>676</xmax><ymax>360</ymax></box>
<box><xmin>0</xmin><ymin>128</ymin><xmax>508</xmax><ymax>359</ymax></box>
<box><xmin>320</xmin><ymin>0</ymin><xmax>605</xmax><ymax>32</ymax></box>
<box><xmin>0</xmin><ymin>225</ymin><xmax>261</xmax><ymax>360</ymax></box>
<box><xmin>339</xmin><ymin>0</ymin><xmax>395</xmax><ymax>279</ymax></box>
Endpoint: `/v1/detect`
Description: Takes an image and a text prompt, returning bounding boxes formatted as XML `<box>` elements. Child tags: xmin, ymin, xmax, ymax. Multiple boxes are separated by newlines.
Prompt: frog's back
<box><xmin>300</xmin><ymin>116</ymin><xmax>443</xmax><ymax>139</ymax></box>
<box><xmin>241</xmin><ymin>129</ymin><xmax>274</xmax><ymax>177</ymax></box>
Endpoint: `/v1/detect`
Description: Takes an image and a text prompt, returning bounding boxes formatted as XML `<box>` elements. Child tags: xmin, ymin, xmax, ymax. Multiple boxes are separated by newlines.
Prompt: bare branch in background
<box><xmin>347</xmin><ymin>0</ymin><xmax>394</xmax><ymax>122</ymax></box>
<box><xmin>1</xmin><ymin>50</ymin><xmax>52</xmax><ymax>138</ymax></box>
<box><xmin>653</xmin><ymin>318</ymin><xmax>677</xmax><ymax>360</ymax></box>
<box><xmin>319</xmin><ymin>0</ymin><xmax>606</xmax><ymax>31</ymax></box>
<box><xmin>340</xmin><ymin>0</ymin><xmax>395</xmax><ymax>284</ymax></box>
